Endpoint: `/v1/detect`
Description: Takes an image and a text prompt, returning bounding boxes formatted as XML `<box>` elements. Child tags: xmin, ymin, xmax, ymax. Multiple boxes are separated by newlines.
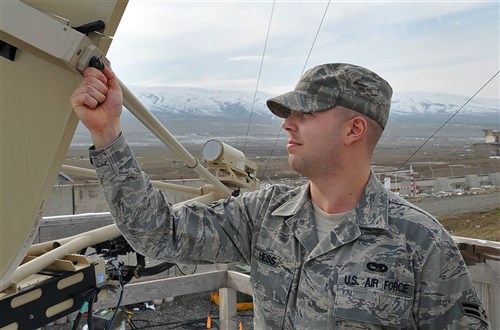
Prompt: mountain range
<box><xmin>71</xmin><ymin>86</ymin><xmax>498</xmax><ymax>148</ymax></box>
<box><xmin>126</xmin><ymin>86</ymin><xmax>499</xmax><ymax>125</ymax></box>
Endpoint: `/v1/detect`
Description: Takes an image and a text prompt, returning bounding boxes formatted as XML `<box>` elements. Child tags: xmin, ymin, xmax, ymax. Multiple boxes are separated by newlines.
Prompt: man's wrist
<box><xmin>92</xmin><ymin>127</ymin><xmax>122</xmax><ymax>149</ymax></box>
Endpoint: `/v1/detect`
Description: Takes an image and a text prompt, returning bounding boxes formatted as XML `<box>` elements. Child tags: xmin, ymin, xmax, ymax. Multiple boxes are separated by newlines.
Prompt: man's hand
<box><xmin>70</xmin><ymin>66</ymin><xmax>123</xmax><ymax>148</ymax></box>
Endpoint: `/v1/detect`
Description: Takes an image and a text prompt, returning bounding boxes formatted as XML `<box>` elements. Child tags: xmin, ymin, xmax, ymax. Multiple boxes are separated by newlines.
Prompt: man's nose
<box><xmin>281</xmin><ymin>112</ymin><xmax>298</xmax><ymax>131</ymax></box>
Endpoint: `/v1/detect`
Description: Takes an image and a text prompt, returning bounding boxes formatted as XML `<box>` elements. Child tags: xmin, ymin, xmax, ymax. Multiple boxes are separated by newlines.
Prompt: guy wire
<box><xmin>242</xmin><ymin>0</ymin><xmax>276</xmax><ymax>154</ymax></box>
<box><xmin>261</xmin><ymin>0</ymin><xmax>332</xmax><ymax>180</ymax></box>
<box><xmin>389</xmin><ymin>70</ymin><xmax>499</xmax><ymax>178</ymax></box>
<box><xmin>300</xmin><ymin>0</ymin><xmax>331</xmax><ymax>77</ymax></box>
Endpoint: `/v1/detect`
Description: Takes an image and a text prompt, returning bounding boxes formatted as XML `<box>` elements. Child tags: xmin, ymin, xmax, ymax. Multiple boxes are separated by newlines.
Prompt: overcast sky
<box><xmin>107</xmin><ymin>0</ymin><xmax>499</xmax><ymax>100</ymax></box>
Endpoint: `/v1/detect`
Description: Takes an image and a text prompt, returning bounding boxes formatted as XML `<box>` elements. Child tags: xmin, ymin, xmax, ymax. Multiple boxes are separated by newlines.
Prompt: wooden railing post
<box><xmin>454</xmin><ymin>237</ymin><xmax>500</xmax><ymax>329</ymax></box>
<box><xmin>217</xmin><ymin>263</ymin><xmax>238</xmax><ymax>330</ymax></box>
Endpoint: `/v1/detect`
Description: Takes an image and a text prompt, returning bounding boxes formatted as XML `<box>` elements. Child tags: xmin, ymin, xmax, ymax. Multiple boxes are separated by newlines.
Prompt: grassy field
<box><xmin>438</xmin><ymin>208</ymin><xmax>500</xmax><ymax>241</ymax></box>
<box><xmin>69</xmin><ymin>119</ymin><xmax>499</xmax><ymax>180</ymax></box>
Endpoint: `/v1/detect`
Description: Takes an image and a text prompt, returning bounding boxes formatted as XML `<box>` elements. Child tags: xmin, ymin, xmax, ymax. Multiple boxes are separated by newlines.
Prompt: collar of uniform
<box><xmin>271</xmin><ymin>171</ymin><xmax>389</xmax><ymax>230</ymax></box>
<box><xmin>271</xmin><ymin>184</ymin><xmax>311</xmax><ymax>217</ymax></box>
<box><xmin>271</xmin><ymin>185</ymin><xmax>318</xmax><ymax>253</ymax></box>
<box><xmin>354</xmin><ymin>170</ymin><xmax>389</xmax><ymax>231</ymax></box>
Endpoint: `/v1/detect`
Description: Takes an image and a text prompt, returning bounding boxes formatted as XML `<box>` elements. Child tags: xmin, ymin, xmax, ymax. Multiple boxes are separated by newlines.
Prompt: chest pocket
<box><xmin>333</xmin><ymin>284</ymin><xmax>414</xmax><ymax>329</ymax></box>
<box><xmin>250</xmin><ymin>252</ymin><xmax>295</xmax><ymax>329</ymax></box>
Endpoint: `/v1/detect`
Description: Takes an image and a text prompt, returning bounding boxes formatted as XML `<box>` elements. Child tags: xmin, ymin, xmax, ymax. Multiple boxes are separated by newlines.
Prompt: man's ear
<box><xmin>345</xmin><ymin>116</ymin><xmax>367</xmax><ymax>145</ymax></box>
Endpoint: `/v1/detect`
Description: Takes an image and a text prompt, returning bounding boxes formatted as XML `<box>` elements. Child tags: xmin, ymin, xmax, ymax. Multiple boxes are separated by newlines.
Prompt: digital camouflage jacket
<box><xmin>90</xmin><ymin>134</ymin><xmax>489</xmax><ymax>329</ymax></box>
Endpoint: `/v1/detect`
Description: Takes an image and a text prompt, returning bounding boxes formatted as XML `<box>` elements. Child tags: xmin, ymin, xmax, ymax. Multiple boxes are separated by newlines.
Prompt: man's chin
<box><xmin>289</xmin><ymin>158</ymin><xmax>306</xmax><ymax>176</ymax></box>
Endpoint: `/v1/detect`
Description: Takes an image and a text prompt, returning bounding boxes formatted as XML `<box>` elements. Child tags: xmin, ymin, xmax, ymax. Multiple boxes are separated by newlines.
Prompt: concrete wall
<box><xmin>489</xmin><ymin>173</ymin><xmax>500</xmax><ymax>186</ymax></box>
<box><xmin>434</xmin><ymin>177</ymin><xmax>454</xmax><ymax>192</ymax></box>
<box><xmin>465</xmin><ymin>175</ymin><xmax>480</xmax><ymax>189</ymax></box>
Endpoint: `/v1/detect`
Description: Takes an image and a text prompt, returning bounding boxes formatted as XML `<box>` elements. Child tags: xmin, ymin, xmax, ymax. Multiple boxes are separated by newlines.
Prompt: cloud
<box><xmin>108</xmin><ymin>1</ymin><xmax>499</xmax><ymax>99</ymax></box>
<box><xmin>228</xmin><ymin>56</ymin><xmax>275</xmax><ymax>62</ymax></box>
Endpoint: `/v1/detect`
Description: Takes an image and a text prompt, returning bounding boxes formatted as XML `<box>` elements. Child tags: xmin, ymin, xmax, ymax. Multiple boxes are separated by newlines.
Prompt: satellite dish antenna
<box><xmin>0</xmin><ymin>0</ymin><xmax>127</xmax><ymax>287</ymax></box>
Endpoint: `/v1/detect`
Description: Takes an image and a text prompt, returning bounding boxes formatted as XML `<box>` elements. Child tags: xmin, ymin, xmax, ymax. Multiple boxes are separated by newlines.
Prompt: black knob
<box><xmin>89</xmin><ymin>56</ymin><xmax>104</xmax><ymax>71</ymax></box>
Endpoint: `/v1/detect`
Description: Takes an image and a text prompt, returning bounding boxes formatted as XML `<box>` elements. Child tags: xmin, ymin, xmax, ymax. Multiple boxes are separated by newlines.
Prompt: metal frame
<box><xmin>0</xmin><ymin>263</ymin><xmax>101</xmax><ymax>329</ymax></box>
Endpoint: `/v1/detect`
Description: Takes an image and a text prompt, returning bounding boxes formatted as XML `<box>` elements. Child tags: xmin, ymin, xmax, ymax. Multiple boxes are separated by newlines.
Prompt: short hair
<box><xmin>336</xmin><ymin>106</ymin><xmax>383</xmax><ymax>154</ymax></box>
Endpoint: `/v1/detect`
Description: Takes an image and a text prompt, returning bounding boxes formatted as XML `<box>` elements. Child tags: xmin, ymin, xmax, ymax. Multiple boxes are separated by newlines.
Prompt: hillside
<box><xmin>126</xmin><ymin>86</ymin><xmax>499</xmax><ymax>124</ymax></box>
<box><xmin>72</xmin><ymin>87</ymin><xmax>498</xmax><ymax>150</ymax></box>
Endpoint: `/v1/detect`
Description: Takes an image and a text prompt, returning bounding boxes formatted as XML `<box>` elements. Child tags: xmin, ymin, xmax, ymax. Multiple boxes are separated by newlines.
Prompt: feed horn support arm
<box><xmin>0</xmin><ymin>0</ymin><xmax>109</xmax><ymax>73</ymax></box>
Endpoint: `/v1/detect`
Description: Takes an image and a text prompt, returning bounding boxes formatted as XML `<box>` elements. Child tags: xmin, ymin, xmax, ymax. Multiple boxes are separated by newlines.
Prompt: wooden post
<box><xmin>455</xmin><ymin>237</ymin><xmax>500</xmax><ymax>329</ymax></box>
<box><xmin>217</xmin><ymin>264</ymin><xmax>238</xmax><ymax>330</ymax></box>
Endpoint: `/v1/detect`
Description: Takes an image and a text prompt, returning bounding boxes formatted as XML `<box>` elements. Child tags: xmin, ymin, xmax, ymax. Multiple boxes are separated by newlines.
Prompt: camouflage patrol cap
<box><xmin>266</xmin><ymin>63</ymin><xmax>393</xmax><ymax>129</ymax></box>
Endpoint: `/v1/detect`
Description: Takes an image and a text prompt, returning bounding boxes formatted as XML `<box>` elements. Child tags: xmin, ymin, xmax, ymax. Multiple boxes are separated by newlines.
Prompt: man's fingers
<box><xmin>70</xmin><ymin>74</ymin><xmax>108</xmax><ymax>109</ymax></box>
<box><xmin>102</xmin><ymin>66</ymin><xmax>115</xmax><ymax>81</ymax></box>
<box><xmin>71</xmin><ymin>83</ymin><xmax>107</xmax><ymax>109</ymax></box>
<box><xmin>83</xmin><ymin>67</ymin><xmax>107</xmax><ymax>84</ymax></box>
<box><xmin>71</xmin><ymin>66</ymin><xmax>121</xmax><ymax>117</ymax></box>
<box><xmin>102</xmin><ymin>66</ymin><xmax>121</xmax><ymax>91</ymax></box>
<box><xmin>71</xmin><ymin>90</ymin><xmax>98</xmax><ymax>110</ymax></box>
<box><xmin>82</xmin><ymin>74</ymin><xmax>108</xmax><ymax>95</ymax></box>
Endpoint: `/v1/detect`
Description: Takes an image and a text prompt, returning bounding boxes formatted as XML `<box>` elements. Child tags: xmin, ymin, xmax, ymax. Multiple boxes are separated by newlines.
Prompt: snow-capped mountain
<box><xmin>390</xmin><ymin>91</ymin><xmax>499</xmax><ymax>123</ymax></box>
<box><xmin>127</xmin><ymin>86</ymin><xmax>499</xmax><ymax>124</ymax></box>
<box><xmin>130</xmin><ymin>86</ymin><xmax>272</xmax><ymax>120</ymax></box>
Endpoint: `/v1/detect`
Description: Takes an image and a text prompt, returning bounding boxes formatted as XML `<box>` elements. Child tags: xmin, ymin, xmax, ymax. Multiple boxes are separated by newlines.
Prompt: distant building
<box><xmin>473</xmin><ymin>129</ymin><xmax>500</xmax><ymax>157</ymax></box>
<box><xmin>483</xmin><ymin>130</ymin><xmax>500</xmax><ymax>143</ymax></box>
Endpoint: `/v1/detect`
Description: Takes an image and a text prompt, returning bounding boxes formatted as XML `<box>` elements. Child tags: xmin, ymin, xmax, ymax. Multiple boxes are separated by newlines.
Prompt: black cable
<box><xmin>71</xmin><ymin>306</ymin><xmax>85</xmax><ymax>330</ymax></box>
<box><xmin>71</xmin><ymin>289</ymin><xmax>98</xmax><ymax>330</ymax></box>
<box><xmin>134</xmin><ymin>317</ymin><xmax>220</xmax><ymax>329</ymax></box>
<box><xmin>87</xmin><ymin>290</ymin><xmax>95</xmax><ymax>330</ymax></box>
<box><xmin>124</xmin><ymin>315</ymin><xmax>150</xmax><ymax>329</ymax></box>
<box><xmin>105</xmin><ymin>260</ymin><xmax>125</xmax><ymax>330</ymax></box>
<box><xmin>139</xmin><ymin>261</ymin><xmax>175</xmax><ymax>277</ymax></box>
<box><xmin>175</xmin><ymin>263</ymin><xmax>197</xmax><ymax>276</ymax></box>
<box><xmin>128</xmin><ymin>317</ymin><xmax>141</xmax><ymax>330</ymax></box>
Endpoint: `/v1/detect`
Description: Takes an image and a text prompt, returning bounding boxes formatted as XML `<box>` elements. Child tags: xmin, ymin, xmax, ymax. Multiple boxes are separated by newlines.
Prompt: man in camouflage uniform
<box><xmin>71</xmin><ymin>63</ymin><xmax>489</xmax><ymax>329</ymax></box>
